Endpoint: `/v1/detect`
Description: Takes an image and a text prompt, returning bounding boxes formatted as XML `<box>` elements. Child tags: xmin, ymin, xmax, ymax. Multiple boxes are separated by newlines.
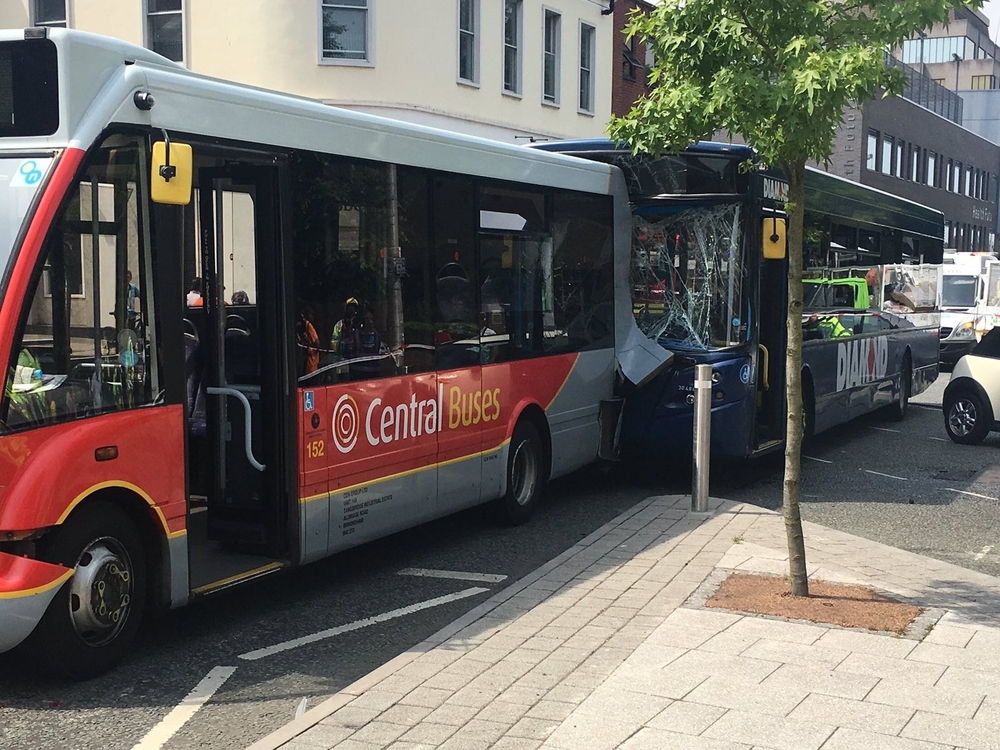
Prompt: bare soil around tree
<box><xmin>705</xmin><ymin>572</ymin><xmax>923</xmax><ymax>634</ymax></box>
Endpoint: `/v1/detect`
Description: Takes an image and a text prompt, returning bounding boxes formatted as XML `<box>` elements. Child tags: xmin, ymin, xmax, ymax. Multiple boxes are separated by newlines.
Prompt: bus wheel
<box><xmin>887</xmin><ymin>354</ymin><xmax>911</xmax><ymax>422</ymax></box>
<box><xmin>25</xmin><ymin>501</ymin><xmax>146</xmax><ymax>679</ymax></box>
<box><xmin>944</xmin><ymin>389</ymin><xmax>992</xmax><ymax>445</ymax></box>
<box><xmin>496</xmin><ymin>421</ymin><xmax>546</xmax><ymax>526</ymax></box>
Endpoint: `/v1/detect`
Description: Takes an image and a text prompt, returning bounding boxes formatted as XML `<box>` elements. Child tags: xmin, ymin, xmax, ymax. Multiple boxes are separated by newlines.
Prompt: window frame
<box><xmin>457</xmin><ymin>0</ymin><xmax>479</xmax><ymax>86</ymax></box>
<box><xmin>144</xmin><ymin>0</ymin><xmax>186</xmax><ymax>64</ymax></box>
<box><xmin>578</xmin><ymin>21</ymin><xmax>596</xmax><ymax>115</ymax></box>
<box><xmin>865</xmin><ymin>130</ymin><xmax>878</xmax><ymax>172</ymax></box>
<box><xmin>542</xmin><ymin>7</ymin><xmax>561</xmax><ymax>106</ymax></box>
<box><xmin>502</xmin><ymin>0</ymin><xmax>523</xmax><ymax>96</ymax></box>
<box><xmin>31</xmin><ymin>0</ymin><xmax>68</xmax><ymax>28</ymax></box>
<box><xmin>318</xmin><ymin>0</ymin><xmax>375</xmax><ymax>67</ymax></box>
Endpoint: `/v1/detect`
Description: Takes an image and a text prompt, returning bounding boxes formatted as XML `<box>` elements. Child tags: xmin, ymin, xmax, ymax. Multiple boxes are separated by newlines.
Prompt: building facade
<box><xmin>837</xmin><ymin>96</ymin><xmax>1000</xmax><ymax>253</ymax></box>
<box><xmin>610</xmin><ymin>0</ymin><xmax>653</xmax><ymax>118</ymax></box>
<box><xmin>2</xmin><ymin>0</ymin><xmax>615</xmax><ymax>142</ymax></box>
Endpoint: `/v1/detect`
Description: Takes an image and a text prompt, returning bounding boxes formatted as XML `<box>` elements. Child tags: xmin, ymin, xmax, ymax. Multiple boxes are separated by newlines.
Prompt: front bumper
<box><xmin>0</xmin><ymin>552</ymin><xmax>72</xmax><ymax>653</ymax></box>
<box><xmin>940</xmin><ymin>339</ymin><xmax>977</xmax><ymax>364</ymax></box>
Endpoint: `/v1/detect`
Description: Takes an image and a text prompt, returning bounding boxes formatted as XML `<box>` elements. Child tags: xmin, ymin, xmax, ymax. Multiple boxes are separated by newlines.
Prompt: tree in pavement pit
<box><xmin>609</xmin><ymin>0</ymin><xmax>979</xmax><ymax>596</ymax></box>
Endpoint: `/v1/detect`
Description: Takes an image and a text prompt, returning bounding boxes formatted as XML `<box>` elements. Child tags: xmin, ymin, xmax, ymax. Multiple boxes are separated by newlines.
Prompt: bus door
<box><xmin>197</xmin><ymin>167</ymin><xmax>287</xmax><ymax>555</ymax></box>
<box><xmin>755</xmin><ymin>210</ymin><xmax>788</xmax><ymax>451</ymax></box>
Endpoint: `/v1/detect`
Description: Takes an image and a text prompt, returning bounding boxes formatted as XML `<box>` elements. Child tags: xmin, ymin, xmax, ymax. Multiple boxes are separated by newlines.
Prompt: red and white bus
<box><xmin>0</xmin><ymin>29</ymin><xmax>662</xmax><ymax>677</ymax></box>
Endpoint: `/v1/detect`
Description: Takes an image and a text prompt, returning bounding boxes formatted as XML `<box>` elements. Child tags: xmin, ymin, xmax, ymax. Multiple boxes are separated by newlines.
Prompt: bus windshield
<box><xmin>0</xmin><ymin>155</ymin><xmax>54</xmax><ymax>282</ymax></box>
<box><xmin>632</xmin><ymin>201</ymin><xmax>747</xmax><ymax>350</ymax></box>
<box><xmin>941</xmin><ymin>274</ymin><xmax>977</xmax><ymax>309</ymax></box>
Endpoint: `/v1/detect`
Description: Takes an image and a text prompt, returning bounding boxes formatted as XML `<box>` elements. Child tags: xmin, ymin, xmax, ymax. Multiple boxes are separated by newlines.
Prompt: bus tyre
<box><xmin>887</xmin><ymin>355</ymin><xmax>911</xmax><ymax>422</ymax></box>
<box><xmin>24</xmin><ymin>501</ymin><xmax>146</xmax><ymax>679</ymax></box>
<box><xmin>944</xmin><ymin>389</ymin><xmax>992</xmax><ymax>445</ymax></box>
<box><xmin>496</xmin><ymin>421</ymin><xmax>546</xmax><ymax>526</ymax></box>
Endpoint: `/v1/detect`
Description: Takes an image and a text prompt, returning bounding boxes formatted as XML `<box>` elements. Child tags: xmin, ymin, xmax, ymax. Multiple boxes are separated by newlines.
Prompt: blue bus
<box><xmin>532</xmin><ymin>140</ymin><xmax>943</xmax><ymax>458</ymax></box>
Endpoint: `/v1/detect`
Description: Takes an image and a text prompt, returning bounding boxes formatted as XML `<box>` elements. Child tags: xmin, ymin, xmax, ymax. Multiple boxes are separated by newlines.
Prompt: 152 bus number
<box><xmin>305</xmin><ymin>440</ymin><xmax>326</xmax><ymax>459</ymax></box>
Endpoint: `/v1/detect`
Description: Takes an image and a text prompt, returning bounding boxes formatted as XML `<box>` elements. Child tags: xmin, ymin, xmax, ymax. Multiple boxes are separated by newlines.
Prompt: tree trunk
<box><xmin>782</xmin><ymin>159</ymin><xmax>809</xmax><ymax>597</ymax></box>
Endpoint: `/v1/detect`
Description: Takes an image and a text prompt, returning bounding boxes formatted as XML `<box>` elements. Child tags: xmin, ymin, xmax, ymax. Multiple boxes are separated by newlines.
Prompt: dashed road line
<box><xmin>869</xmin><ymin>426</ymin><xmax>901</xmax><ymax>434</ymax></box>
<box><xmin>928</xmin><ymin>436</ymin><xmax>949</xmax><ymax>442</ymax></box>
<box><xmin>803</xmin><ymin>455</ymin><xmax>833</xmax><ymax>464</ymax></box>
<box><xmin>131</xmin><ymin>666</ymin><xmax>237</xmax><ymax>750</ymax></box>
<box><xmin>239</xmin><ymin>587</ymin><xmax>489</xmax><ymax>661</ymax></box>
<box><xmin>864</xmin><ymin>469</ymin><xmax>908</xmax><ymax>481</ymax></box>
<box><xmin>398</xmin><ymin>568</ymin><xmax>508</xmax><ymax>584</ymax></box>
<box><xmin>944</xmin><ymin>487</ymin><xmax>999</xmax><ymax>501</ymax></box>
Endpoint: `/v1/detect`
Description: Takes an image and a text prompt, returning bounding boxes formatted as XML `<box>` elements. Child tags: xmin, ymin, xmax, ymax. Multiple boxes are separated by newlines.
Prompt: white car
<box><xmin>943</xmin><ymin>327</ymin><xmax>1000</xmax><ymax>444</ymax></box>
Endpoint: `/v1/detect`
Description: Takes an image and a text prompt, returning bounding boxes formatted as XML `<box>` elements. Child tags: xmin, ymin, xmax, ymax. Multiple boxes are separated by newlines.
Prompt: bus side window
<box><xmin>3</xmin><ymin>135</ymin><xmax>158</xmax><ymax>430</ymax></box>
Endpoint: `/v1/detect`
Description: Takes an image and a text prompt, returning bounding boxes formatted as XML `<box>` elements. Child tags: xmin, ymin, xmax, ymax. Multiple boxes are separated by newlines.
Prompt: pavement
<box><xmin>245</xmin><ymin>494</ymin><xmax>1000</xmax><ymax>750</ymax></box>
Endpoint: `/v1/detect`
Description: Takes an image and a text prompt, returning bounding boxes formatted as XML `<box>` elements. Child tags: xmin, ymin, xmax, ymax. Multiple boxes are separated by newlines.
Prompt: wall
<box><xmin>1</xmin><ymin>0</ymin><xmax>613</xmax><ymax>143</ymax></box>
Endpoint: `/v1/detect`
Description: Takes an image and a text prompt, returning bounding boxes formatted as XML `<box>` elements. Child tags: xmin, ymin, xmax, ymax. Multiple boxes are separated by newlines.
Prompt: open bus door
<box><xmin>755</xmin><ymin>211</ymin><xmax>788</xmax><ymax>451</ymax></box>
<box><xmin>195</xmin><ymin>166</ymin><xmax>289</xmax><ymax>560</ymax></box>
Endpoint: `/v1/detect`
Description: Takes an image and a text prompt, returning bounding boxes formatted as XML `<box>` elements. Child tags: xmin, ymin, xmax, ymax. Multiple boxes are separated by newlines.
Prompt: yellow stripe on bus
<box><xmin>190</xmin><ymin>562</ymin><xmax>284</xmax><ymax>596</ymax></box>
<box><xmin>57</xmin><ymin>480</ymin><xmax>183</xmax><ymax>539</ymax></box>
<box><xmin>0</xmin><ymin>569</ymin><xmax>73</xmax><ymax>600</ymax></box>
<box><xmin>300</xmin><ymin>440</ymin><xmax>510</xmax><ymax>505</ymax></box>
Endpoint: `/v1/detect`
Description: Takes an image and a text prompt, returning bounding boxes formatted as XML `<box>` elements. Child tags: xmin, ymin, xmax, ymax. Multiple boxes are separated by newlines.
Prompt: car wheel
<box><xmin>20</xmin><ymin>501</ymin><xmax>146</xmax><ymax>679</ymax></box>
<box><xmin>887</xmin><ymin>354</ymin><xmax>910</xmax><ymax>422</ymax></box>
<box><xmin>944</xmin><ymin>389</ymin><xmax>993</xmax><ymax>445</ymax></box>
<box><xmin>495</xmin><ymin>421</ymin><xmax>546</xmax><ymax>526</ymax></box>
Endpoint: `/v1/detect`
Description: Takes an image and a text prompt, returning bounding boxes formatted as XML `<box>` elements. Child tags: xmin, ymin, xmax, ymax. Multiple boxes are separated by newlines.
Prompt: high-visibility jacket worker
<box><xmin>331</xmin><ymin>297</ymin><xmax>360</xmax><ymax>356</ymax></box>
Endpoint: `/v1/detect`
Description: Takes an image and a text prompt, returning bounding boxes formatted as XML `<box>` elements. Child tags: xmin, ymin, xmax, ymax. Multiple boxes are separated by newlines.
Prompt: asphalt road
<box><xmin>2</xmin><ymin>373</ymin><xmax>999</xmax><ymax>750</ymax></box>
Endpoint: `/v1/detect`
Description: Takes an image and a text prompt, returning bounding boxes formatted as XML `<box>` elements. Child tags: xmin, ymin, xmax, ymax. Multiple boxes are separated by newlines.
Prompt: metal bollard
<box><xmin>691</xmin><ymin>363</ymin><xmax>712</xmax><ymax>513</ymax></box>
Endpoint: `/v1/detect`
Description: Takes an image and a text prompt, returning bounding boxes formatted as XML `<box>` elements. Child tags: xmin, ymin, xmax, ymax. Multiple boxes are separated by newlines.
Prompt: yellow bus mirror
<box><xmin>151</xmin><ymin>140</ymin><xmax>192</xmax><ymax>205</ymax></box>
<box><xmin>762</xmin><ymin>217</ymin><xmax>786</xmax><ymax>260</ymax></box>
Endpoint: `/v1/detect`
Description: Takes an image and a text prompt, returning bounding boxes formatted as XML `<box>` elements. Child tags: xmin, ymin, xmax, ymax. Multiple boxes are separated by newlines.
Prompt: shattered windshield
<box><xmin>632</xmin><ymin>202</ymin><xmax>748</xmax><ymax>350</ymax></box>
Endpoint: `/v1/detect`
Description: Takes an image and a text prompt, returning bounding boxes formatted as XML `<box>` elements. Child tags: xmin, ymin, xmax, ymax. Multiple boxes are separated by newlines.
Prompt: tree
<box><xmin>610</xmin><ymin>0</ymin><xmax>978</xmax><ymax>596</ymax></box>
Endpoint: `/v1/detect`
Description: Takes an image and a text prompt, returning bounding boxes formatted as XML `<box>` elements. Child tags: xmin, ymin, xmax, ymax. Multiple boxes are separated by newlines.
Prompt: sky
<box><xmin>983</xmin><ymin>1</ymin><xmax>1000</xmax><ymax>41</ymax></box>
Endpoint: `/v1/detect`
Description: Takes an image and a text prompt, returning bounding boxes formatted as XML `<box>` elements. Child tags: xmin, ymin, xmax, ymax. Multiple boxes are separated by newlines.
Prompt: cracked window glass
<box><xmin>632</xmin><ymin>202</ymin><xmax>747</xmax><ymax>350</ymax></box>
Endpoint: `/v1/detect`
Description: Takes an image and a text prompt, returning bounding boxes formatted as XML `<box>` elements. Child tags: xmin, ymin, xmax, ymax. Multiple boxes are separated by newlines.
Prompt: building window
<box><xmin>146</xmin><ymin>0</ymin><xmax>183</xmax><ymax>62</ymax></box>
<box><xmin>926</xmin><ymin>151</ymin><xmax>936</xmax><ymax>187</ymax></box>
<box><xmin>954</xmin><ymin>161</ymin><xmax>962</xmax><ymax>192</ymax></box>
<box><xmin>579</xmin><ymin>22</ymin><xmax>596</xmax><ymax>113</ymax></box>
<box><xmin>32</xmin><ymin>0</ymin><xmax>67</xmax><ymax>27</ymax></box>
<box><xmin>946</xmin><ymin>159</ymin><xmax>954</xmax><ymax>191</ymax></box>
<box><xmin>458</xmin><ymin>0</ymin><xmax>478</xmax><ymax>84</ymax></box>
<box><xmin>966</xmin><ymin>166</ymin><xmax>973</xmax><ymax>196</ymax></box>
<box><xmin>985</xmin><ymin>172</ymin><xmax>991</xmax><ymax>202</ymax></box>
<box><xmin>542</xmin><ymin>9</ymin><xmax>561</xmax><ymax>104</ymax></box>
<box><xmin>503</xmin><ymin>0</ymin><xmax>523</xmax><ymax>94</ymax></box>
<box><xmin>866</xmin><ymin>131</ymin><xmax>878</xmax><ymax>171</ymax></box>
<box><xmin>895</xmin><ymin>140</ymin><xmax>904</xmax><ymax>178</ymax></box>
<box><xmin>881</xmin><ymin>136</ymin><xmax>893</xmax><ymax>176</ymax></box>
<box><xmin>972</xmin><ymin>74</ymin><xmax>995</xmax><ymax>90</ymax></box>
<box><xmin>321</xmin><ymin>0</ymin><xmax>371</xmax><ymax>63</ymax></box>
<box><xmin>910</xmin><ymin>145</ymin><xmax>919</xmax><ymax>182</ymax></box>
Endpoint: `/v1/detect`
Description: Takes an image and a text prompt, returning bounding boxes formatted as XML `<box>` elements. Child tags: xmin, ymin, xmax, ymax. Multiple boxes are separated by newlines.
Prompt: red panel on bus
<box><xmin>300</xmin><ymin>354</ymin><xmax>578</xmax><ymax>493</ymax></box>
<box><xmin>0</xmin><ymin>406</ymin><xmax>187</xmax><ymax>535</ymax></box>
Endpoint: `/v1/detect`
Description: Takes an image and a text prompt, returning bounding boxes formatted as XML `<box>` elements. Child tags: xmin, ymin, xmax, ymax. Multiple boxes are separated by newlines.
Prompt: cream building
<box><xmin>3</xmin><ymin>0</ymin><xmax>613</xmax><ymax>142</ymax></box>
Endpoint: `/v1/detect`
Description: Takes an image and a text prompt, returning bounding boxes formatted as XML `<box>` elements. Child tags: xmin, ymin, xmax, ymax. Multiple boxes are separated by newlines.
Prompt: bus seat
<box><xmin>224</xmin><ymin>327</ymin><xmax>257</xmax><ymax>384</ymax></box>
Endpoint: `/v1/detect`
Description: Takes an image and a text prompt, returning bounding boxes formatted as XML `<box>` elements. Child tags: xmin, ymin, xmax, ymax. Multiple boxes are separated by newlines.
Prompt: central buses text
<box><xmin>354</xmin><ymin>385</ymin><xmax>502</xmax><ymax>449</ymax></box>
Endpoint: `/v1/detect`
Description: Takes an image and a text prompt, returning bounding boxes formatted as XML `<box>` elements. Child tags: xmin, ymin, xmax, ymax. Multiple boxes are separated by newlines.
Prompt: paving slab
<box><xmin>244</xmin><ymin>495</ymin><xmax>1000</xmax><ymax>750</ymax></box>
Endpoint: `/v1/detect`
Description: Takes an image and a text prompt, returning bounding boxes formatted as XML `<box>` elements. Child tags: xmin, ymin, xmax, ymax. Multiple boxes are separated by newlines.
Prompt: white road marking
<box><xmin>869</xmin><ymin>426</ymin><xmax>901</xmax><ymax>434</ymax></box>
<box><xmin>944</xmin><ymin>488</ymin><xmax>999</xmax><ymax>501</ymax></box>
<box><xmin>295</xmin><ymin>698</ymin><xmax>308</xmax><ymax>718</ymax></box>
<box><xmin>398</xmin><ymin>567</ymin><xmax>508</xmax><ymax>584</ymax></box>
<box><xmin>239</xmin><ymin>587</ymin><xmax>489</xmax><ymax>661</ymax></box>
<box><xmin>975</xmin><ymin>545</ymin><xmax>993</xmax><ymax>561</ymax></box>
<box><xmin>131</xmin><ymin>666</ymin><xmax>236</xmax><ymax>750</ymax></box>
<box><xmin>802</xmin><ymin>455</ymin><xmax>833</xmax><ymax>464</ymax></box>
<box><xmin>928</xmin><ymin>437</ymin><xmax>949</xmax><ymax>442</ymax></box>
<box><xmin>864</xmin><ymin>470</ymin><xmax>908</xmax><ymax>481</ymax></box>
